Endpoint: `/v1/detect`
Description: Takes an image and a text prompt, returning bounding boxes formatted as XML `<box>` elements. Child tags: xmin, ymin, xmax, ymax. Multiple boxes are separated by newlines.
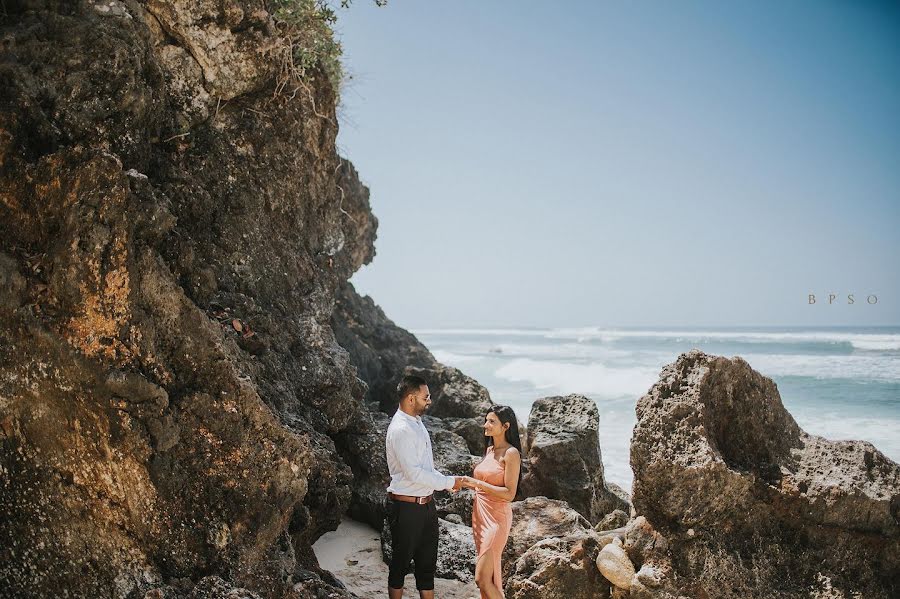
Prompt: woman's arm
<box><xmin>466</xmin><ymin>448</ymin><xmax>521</xmax><ymax>501</ymax></box>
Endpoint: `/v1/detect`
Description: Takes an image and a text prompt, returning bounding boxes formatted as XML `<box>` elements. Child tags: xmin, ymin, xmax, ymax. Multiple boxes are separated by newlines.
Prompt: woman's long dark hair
<box><xmin>483</xmin><ymin>404</ymin><xmax>523</xmax><ymax>492</ymax></box>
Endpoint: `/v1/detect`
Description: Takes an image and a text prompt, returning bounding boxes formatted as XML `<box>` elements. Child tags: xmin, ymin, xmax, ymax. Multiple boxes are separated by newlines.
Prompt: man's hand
<box><xmin>450</xmin><ymin>476</ymin><xmax>464</xmax><ymax>492</ymax></box>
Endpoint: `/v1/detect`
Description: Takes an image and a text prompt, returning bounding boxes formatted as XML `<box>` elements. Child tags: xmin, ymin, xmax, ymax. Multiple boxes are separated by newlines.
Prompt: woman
<box><xmin>461</xmin><ymin>405</ymin><xmax>523</xmax><ymax>599</ymax></box>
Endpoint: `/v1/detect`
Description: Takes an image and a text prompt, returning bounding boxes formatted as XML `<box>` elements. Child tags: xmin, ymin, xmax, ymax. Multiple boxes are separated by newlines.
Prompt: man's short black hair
<box><xmin>397</xmin><ymin>374</ymin><xmax>428</xmax><ymax>402</ymax></box>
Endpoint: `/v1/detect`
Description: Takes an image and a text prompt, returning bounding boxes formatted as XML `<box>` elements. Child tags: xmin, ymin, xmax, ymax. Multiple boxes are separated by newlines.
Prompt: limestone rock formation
<box><xmin>0</xmin><ymin>1</ymin><xmax>374</xmax><ymax>597</ymax></box>
<box><xmin>503</xmin><ymin>496</ymin><xmax>594</xmax><ymax>583</ymax></box>
<box><xmin>521</xmin><ymin>395</ymin><xmax>630</xmax><ymax>523</ymax></box>
<box><xmin>506</xmin><ymin>529</ymin><xmax>610</xmax><ymax>599</ymax></box>
<box><xmin>628</xmin><ymin>349</ymin><xmax>900</xmax><ymax>598</ymax></box>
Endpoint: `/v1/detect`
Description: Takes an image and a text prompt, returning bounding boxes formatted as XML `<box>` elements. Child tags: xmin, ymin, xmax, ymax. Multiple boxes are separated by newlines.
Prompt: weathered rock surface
<box><xmin>334</xmin><ymin>410</ymin><xmax>392</xmax><ymax>531</ymax></box>
<box><xmin>330</xmin><ymin>281</ymin><xmax>434</xmax><ymax>413</ymax></box>
<box><xmin>443</xmin><ymin>415</ymin><xmax>490</xmax><ymax>455</ymax></box>
<box><xmin>521</xmin><ymin>395</ymin><xmax>630</xmax><ymax>523</ymax></box>
<box><xmin>424</xmin><ymin>416</ymin><xmax>481</xmax><ymax>476</ymax></box>
<box><xmin>628</xmin><ymin>349</ymin><xmax>900</xmax><ymax>598</ymax></box>
<box><xmin>506</xmin><ymin>529</ymin><xmax>611</xmax><ymax>599</ymax></box>
<box><xmin>0</xmin><ymin>1</ymin><xmax>374</xmax><ymax>597</ymax></box>
<box><xmin>504</xmin><ymin>495</ymin><xmax>593</xmax><ymax>581</ymax></box>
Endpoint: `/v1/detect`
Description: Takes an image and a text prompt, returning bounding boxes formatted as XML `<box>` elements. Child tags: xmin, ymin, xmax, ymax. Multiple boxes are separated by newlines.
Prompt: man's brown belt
<box><xmin>388</xmin><ymin>492</ymin><xmax>433</xmax><ymax>505</ymax></box>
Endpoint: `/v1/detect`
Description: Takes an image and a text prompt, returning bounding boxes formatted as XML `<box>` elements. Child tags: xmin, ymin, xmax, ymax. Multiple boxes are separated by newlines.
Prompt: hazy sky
<box><xmin>334</xmin><ymin>0</ymin><xmax>900</xmax><ymax>329</ymax></box>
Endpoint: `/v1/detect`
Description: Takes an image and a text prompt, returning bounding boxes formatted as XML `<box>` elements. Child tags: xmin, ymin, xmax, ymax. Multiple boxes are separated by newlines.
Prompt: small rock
<box><xmin>635</xmin><ymin>563</ymin><xmax>664</xmax><ymax>588</ymax></box>
<box><xmin>597</xmin><ymin>529</ymin><xmax>625</xmax><ymax>549</ymax></box>
<box><xmin>596</xmin><ymin>539</ymin><xmax>635</xmax><ymax>589</ymax></box>
<box><xmin>595</xmin><ymin>509</ymin><xmax>630</xmax><ymax>531</ymax></box>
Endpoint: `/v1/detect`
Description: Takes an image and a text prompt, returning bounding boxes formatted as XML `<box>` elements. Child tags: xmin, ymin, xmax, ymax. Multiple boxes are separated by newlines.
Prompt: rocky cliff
<box><xmin>0</xmin><ymin>1</ymin><xmax>379</xmax><ymax>597</ymax></box>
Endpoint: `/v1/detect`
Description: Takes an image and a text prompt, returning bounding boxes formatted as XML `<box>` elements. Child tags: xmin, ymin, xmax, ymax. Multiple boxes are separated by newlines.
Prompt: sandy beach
<box><xmin>313</xmin><ymin>518</ymin><xmax>478</xmax><ymax>599</ymax></box>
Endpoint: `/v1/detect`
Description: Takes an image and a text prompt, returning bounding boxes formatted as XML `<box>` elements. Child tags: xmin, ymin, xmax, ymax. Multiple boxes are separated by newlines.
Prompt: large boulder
<box><xmin>506</xmin><ymin>529</ymin><xmax>611</xmax><ymax>599</ymax></box>
<box><xmin>629</xmin><ymin>349</ymin><xmax>900</xmax><ymax>598</ymax></box>
<box><xmin>521</xmin><ymin>395</ymin><xmax>630</xmax><ymax>523</ymax></box>
<box><xmin>503</xmin><ymin>496</ymin><xmax>593</xmax><ymax>583</ymax></box>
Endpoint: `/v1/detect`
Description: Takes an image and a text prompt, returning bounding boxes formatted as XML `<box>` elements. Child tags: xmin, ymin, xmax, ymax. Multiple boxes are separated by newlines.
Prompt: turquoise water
<box><xmin>414</xmin><ymin>326</ymin><xmax>900</xmax><ymax>491</ymax></box>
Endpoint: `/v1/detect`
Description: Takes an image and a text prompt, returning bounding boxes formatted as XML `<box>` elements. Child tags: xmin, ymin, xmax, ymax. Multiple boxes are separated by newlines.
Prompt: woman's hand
<box><xmin>462</xmin><ymin>476</ymin><xmax>479</xmax><ymax>489</ymax></box>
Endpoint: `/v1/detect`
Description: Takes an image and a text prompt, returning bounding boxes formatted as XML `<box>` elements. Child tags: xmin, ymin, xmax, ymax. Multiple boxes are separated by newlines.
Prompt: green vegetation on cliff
<box><xmin>270</xmin><ymin>0</ymin><xmax>386</xmax><ymax>95</ymax></box>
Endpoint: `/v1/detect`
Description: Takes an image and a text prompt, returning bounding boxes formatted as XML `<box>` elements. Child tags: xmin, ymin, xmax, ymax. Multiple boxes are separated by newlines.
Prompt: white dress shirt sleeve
<box><xmin>388</xmin><ymin>428</ymin><xmax>456</xmax><ymax>491</ymax></box>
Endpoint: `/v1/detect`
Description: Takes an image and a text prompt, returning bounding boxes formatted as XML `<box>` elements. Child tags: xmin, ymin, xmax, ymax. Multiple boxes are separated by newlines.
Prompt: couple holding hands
<box><xmin>385</xmin><ymin>374</ymin><xmax>523</xmax><ymax>599</ymax></box>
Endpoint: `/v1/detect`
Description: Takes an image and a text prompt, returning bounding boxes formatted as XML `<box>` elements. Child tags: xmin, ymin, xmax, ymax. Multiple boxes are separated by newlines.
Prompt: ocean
<box><xmin>414</xmin><ymin>326</ymin><xmax>900</xmax><ymax>492</ymax></box>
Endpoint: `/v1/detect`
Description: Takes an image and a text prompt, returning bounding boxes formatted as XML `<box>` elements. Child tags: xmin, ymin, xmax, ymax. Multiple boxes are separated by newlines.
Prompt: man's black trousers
<box><xmin>387</xmin><ymin>497</ymin><xmax>439</xmax><ymax>591</ymax></box>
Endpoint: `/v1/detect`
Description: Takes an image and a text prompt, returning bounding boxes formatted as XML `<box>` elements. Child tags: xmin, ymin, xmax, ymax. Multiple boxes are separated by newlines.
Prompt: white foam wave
<box><xmin>494</xmin><ymin>358</ymin><xmax>659</xmax><ymax>399</ymax></box>
<box><xmin>741</xmin><ymin>353</ymin><xmax>900</xmax><ymax>381</ymax></box>
<box><xmin>415</xmin><ymin>328</ymin><xmax>546</xmax><ymax>337</ymax></box>
<box><xmin>417</xmin><ymin>327</ymin><xmax>900</xmax><ymax>351</ymax></box>
<box><xmin>431</xmin><ymin>350</ymin><xmax>480</xmax><ymax>365</ymax></box>
<box><xmin>490</xmin><ymin>342</ymin><xmax>583</xmax><ymax>357</ymax></box>
<box><xmin>487</xmin><ymin>342</ymin><xmax>633</xmax><ymax>360</ymax></box>
<box><xmin>546</xmin><ymin>327</ymin><xmax>900</xmax><ymax>349</ymax></box>
<box><xmin>447</xmin><ymin>347</ymin><xmax>900</xmax><ymax>383</ymax></box>
<box><xmin>850</xmin><ymin>340</ymin><xmax>900</xmax><ymax>351</ymax></box>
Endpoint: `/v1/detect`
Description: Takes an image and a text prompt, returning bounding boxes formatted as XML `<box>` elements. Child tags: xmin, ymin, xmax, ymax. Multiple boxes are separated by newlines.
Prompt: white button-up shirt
<box><xmin>385</xmin><ymin>408</ymin><xmax>455</xmax><ymax>496</ymax></box>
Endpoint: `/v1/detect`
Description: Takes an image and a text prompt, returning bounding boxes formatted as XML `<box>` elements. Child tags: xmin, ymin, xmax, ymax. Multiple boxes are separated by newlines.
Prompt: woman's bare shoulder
<box><xmin>497</xmin><ymin>446</ymin><xmax>521</xmax><ymax>463</ymax></box>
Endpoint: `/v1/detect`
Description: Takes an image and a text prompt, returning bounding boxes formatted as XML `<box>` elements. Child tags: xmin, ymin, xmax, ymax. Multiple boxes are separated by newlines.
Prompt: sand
<box><xmin>313</xmin><ymin>517</ymin><xmax>479</xmax><ymax>599</ymax></box>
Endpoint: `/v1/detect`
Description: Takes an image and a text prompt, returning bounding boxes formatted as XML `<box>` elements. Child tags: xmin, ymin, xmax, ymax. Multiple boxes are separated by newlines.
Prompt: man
<box><xmin>385</xmin><ymin>374</ymin><xmax>464</xmax><ymax>599</ymax></box>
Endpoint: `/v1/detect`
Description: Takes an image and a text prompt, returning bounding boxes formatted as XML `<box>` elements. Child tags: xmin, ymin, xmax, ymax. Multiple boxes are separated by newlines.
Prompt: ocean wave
<box><xmin>416</xmin><ymin>327</ymin><xmax>900</xmax><ymax>351</ymax></box>
<box><xmin>491</xmin><ymin>343</ymin><xmax>634</xmax><ymax>360</ymax></box>
<box><xmin>545</xmin><ymin>327</ymin><xmax>900</xmax><ymax>349</ymax></box>
<box><xmin>494</xmin><ymin>358</ymin><xmax>660</xmax><ymax>398</ymax></box>
<box><xmin>467</xmin><ymin>342</ymin><xmax>634</xmax><ymax>360</ymax></box>
<box><xmin>849</xmin><ymin>339</ymin><xmax>900</xmax><ymax>351</ymax></box>
<box><xmin>741</xmin><ymin>353</ymin><xmax>900</xmax><ymax>381</ymax></box>
<box><xmin>415</xmin><ymin>328</ymin><xmax>546</xmax><ymax>337</ymax></box>
<box><xmin>493</xmin><ymin>353</ymin><xmax>900</xmax><ymax>396</ymax></box>
<box><xmin>431</xmin><ymin>349</ymin><xmax>480</xmax><ymax>364</ymax></box>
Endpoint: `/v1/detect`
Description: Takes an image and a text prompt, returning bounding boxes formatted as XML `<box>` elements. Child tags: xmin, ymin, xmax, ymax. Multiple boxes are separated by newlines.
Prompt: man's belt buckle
<box><xmin>389</xmin><ymin>492</ymin><xmax>433</xmax><ymax>505</ymax></box>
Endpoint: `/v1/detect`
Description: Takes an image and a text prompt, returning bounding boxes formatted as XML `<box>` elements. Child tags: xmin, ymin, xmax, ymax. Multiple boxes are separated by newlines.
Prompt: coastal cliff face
<box><xmin>0</xmin><ymin>1</ymin><xmax>377</xmax><ymax>597</ymax></box>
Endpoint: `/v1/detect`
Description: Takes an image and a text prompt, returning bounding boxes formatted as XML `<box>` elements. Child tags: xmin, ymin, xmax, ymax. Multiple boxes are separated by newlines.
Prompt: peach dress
<box><xmin>471</xmin><ymin>446</ymin><xmax>513</xmax><ymax>598</ymax></box>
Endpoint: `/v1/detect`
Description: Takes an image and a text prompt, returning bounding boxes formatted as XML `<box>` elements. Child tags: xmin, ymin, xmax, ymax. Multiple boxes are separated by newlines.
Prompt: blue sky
<box><xmin>334</xmin><ymin>0</ymin><xmax>899</xmax><ymax>329</ymax></box>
